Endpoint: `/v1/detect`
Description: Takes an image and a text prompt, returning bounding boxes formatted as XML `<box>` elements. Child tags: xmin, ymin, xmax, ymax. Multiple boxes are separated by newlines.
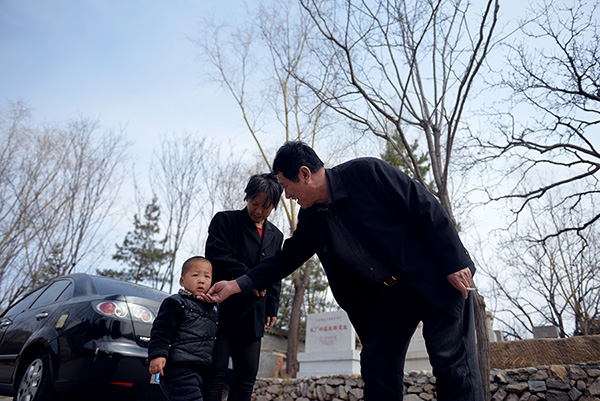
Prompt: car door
<box><xmin>0</xmin><ymin>287</ymin><xmax>46</xmax><ymax>383</ymax></box>
<box><xmin>0</xmin><ymin>280</ymin><xmax>72</xmax><ymax>383</ymax></box>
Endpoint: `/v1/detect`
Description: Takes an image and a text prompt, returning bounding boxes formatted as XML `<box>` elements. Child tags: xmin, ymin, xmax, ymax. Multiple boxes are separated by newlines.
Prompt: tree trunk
<box><xmin>285</xmin><ymin>280</ymin><xmax>305</xmax><ymax>377</ymax></box>
<box><xmin>473</xmin><ymin>290</ymin><xmax>491</xmax><ymax>400</ymax></box>
<box><xmin>286</xmin><ymin>259</ymin><xmax>315</xmax><ymax>377</ymax></box>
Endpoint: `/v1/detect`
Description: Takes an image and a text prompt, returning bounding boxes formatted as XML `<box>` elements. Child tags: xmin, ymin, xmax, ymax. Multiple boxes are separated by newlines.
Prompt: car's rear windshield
<box><xmin>92</xmin><ymin>276</ymin><xmax>168</xmax><ymax>301</ymax></box>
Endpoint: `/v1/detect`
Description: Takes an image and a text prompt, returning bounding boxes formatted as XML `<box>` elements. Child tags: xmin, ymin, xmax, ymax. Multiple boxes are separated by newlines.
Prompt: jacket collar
<box><xmin>325</xmin><ymin>167</ymin><xmax>349</xmax><ymax>205</ymax></box>
<box><xmin>241</xmin><ymin>207</ymin><xmax>275</xmax><ymax>248</ymax></box>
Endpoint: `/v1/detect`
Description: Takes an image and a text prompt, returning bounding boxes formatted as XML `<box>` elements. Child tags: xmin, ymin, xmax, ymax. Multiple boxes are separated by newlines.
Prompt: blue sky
<box><xmin>0</xmin><ymin>0</ymin><xmax>253</xmax><ymax>161</ymax></box>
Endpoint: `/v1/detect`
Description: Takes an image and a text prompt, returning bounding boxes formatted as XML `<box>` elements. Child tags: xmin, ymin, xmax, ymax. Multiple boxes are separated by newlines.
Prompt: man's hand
<box><xmin>197</xmin><ymin>280</ymin><xmax>241</xmax><ymax>303</ymax></box>
<box><xmin>149</xmin><ymin>357</ymin><xmax>166</xmax><ymax>376</ymax></box>
<box><xmin>265</xmin><ymin>316</ymin><xmax>277</xmax><ymax>330</ymax></box>
<box><xmin>252</xmin><ymin>289</ymin><xmax>267</xmax><ymax>297</ymax></box>
<box><xmin>447</xmin><ymin>267</ymin><xmax>472</xmax><ymax>299</ymax></box>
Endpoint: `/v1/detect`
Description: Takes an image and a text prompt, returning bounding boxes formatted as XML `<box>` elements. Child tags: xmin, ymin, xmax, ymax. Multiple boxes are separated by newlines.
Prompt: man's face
<box><xmin>180</xmin><ymin>261</ymin><xmax>212</xmax><ymax>296</ymax></box>
<box><xmin>277</xmin><ymin>171</ymin><xmax>314</xmax><ymax>209</ymax></box>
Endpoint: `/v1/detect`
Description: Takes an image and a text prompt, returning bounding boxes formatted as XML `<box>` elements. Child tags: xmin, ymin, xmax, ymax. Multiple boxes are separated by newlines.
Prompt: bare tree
<box><xmin>487</xmin><ymin>191</ymin><xmax>600</xmax><ymax>339</ymax></box>
<box><xmin>298</xmin><ymin>0</ymin><xmax>499</xmax><ymax>222</ymax></box>
<box><xmin>200</xmin><ymin>143</ymin><xmax>249</xmax><ymax>218</ymax></box>
<box><xmin>473</xmin><ymin>0</ymin><xmax>600</xmax><ymax>242</ymax></box>
<box><xmin>197</xmin><ymin>0</ymin><xmax>338</xmax><ymax>376</ymax></box>
<box><xmin>0</xmin><ymin>101</ymin><xmax>127</xmax><ymax>306</ymax></box>
<box><xmin>150</xmin><ymin>134</ymin><xmax>209</xmax><ymax>292</ymax></box>
<box><xmin>296</xmin><ymin>0</ymin><xmax>499</xmax><ymax>393</ymax></box>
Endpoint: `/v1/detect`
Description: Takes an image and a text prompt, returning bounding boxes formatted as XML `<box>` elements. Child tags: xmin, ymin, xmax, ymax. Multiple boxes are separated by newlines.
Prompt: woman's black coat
<box><xmin>205</xmin><ymin>208</ymin><xmax>283</xmax><ymax>338</ymax></box>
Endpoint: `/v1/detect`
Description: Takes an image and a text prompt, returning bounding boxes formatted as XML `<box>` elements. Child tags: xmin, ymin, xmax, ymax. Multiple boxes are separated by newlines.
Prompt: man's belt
<box><xmin>383</xmin><ymin>276</ymin><xmax>397</xmax><ymax>287</ymax></box>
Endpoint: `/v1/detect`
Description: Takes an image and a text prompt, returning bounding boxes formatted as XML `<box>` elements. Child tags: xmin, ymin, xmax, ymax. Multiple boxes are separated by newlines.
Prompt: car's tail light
<box><xmin>129</xmin><ymin>304</ymin><xmax>154</xmax><ymax>323</ymax></box>
<box><xmin>96</xmin><ymin>301</ymin><xmax>128</xmax><ymax>318</ymax></box>
<box><xmin>95</xmin><ymin>301</ymin><xmax>155</xmax><ymax>323</ymax></box>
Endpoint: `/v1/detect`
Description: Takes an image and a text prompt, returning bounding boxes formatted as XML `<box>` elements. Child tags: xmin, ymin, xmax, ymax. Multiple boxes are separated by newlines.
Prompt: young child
<box><xmin>148</xmin><ymin>256</ymin><xmax>218</xmax><ymax>401</ymax></box>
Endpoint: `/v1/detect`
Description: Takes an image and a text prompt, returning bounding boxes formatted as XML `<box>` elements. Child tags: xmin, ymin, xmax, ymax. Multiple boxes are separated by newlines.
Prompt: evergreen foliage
<box><xmin>98</xmin><ymin>197</ymin><xmax>172</xmax><ymax>287</ymax></box>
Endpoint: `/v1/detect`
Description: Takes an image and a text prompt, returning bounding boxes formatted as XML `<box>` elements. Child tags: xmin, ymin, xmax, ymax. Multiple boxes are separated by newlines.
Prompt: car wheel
<box><xmin>15</xmin><ymin>351</ymin><xmax>54</xmax><ymax>401</ymax></box>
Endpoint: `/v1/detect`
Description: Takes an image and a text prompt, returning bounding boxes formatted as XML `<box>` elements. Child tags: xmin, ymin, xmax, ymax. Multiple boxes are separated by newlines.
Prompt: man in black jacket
<box><xmin>200</xmin><ymin>141</ymin><xmax>483</xmax><ymax>401</ymax></box>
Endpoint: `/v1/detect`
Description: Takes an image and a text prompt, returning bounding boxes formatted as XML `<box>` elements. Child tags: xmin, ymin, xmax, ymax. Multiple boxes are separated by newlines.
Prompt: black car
<box><xmin>0</xmin><ymin>274</ymin><xmax>169</xmax><ymax>401</ymax></box>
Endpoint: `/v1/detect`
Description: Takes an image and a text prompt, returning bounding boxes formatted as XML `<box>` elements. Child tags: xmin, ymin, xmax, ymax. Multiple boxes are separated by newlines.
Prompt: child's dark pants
<box><xmin>160</xmin><ymin>371</ymin><xmax>204</xmax><ymax>401</ymax></box>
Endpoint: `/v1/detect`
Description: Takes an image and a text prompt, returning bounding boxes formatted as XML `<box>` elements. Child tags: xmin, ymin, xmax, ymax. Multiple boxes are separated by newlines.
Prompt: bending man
<box><xmin>200</xmin><ymin>141</ymin><xmax>483</xmax><ymax>401</ymax></box>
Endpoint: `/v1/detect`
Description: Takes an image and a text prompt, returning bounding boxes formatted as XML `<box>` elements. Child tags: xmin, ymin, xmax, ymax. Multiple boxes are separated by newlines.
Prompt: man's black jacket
<box><xmin>205</xmin><ymin>208</ymin><xmax>283</xmax><ymax>338</ymax></box>
<box><xmin>244</xmin><ymin>158</ymin><xmax>475</xmax><ymax>334</ymax></box>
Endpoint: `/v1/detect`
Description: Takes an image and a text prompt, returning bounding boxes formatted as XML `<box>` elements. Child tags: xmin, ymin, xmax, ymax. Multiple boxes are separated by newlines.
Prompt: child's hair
<box><xmin>181</xmin><ymin>256</ymin><xmax>211</xmax><ymax>276</ymax></box>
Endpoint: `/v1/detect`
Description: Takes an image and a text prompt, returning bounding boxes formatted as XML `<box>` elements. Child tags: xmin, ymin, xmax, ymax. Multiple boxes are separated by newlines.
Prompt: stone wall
<box><xmin>252</xmin><ymin>362</ymin><xmax>600</xmax><ymax>401</ymax></box>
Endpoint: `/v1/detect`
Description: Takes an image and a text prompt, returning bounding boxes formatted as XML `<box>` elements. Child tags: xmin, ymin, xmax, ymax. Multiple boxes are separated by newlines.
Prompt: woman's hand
<box><xmin>265</xmin><ymin>316</ymin><xmax>277</xmax><ymax>330</ymax></box>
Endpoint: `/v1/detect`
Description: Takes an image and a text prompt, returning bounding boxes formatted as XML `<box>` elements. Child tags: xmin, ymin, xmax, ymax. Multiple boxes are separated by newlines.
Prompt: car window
<box><xmin>2</xmin><ymin>287</ymin><xmax>46</xmax><ymax>317</ymax></box>
<box><xmin>29</xmin><ymin>280</ymin><xmax>72</xmax><ymax>309</ymax></box>
<box><xmin>56</xmin><ymin>282</ymin><xmax>74</xmax><ymax>302</ymax></box>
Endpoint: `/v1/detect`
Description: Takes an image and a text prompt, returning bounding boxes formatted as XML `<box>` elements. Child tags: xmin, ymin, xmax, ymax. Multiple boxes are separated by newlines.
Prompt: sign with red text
<box><xmin>305</xmin><ymin>310</ymin><xmax>355</xmax><ymax>353</ymax></box>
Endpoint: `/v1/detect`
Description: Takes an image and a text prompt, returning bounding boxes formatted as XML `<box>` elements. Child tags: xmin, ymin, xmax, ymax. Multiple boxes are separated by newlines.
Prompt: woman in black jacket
<box><xmin>203</xmin><ymin>173</ymin><xmax>284</xmax><ymax>401</ymax></box>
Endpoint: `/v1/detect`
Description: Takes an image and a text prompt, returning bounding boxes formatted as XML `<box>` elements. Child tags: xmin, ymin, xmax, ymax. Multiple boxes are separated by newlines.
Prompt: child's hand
<box><xmin>149</xmin><ymin>357</ymin><xmax>166</xmax><ymax>376</ymax></box>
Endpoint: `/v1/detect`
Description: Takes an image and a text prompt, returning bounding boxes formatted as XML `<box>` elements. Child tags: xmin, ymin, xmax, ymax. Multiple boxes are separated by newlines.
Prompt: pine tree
<box><xmin>381</xmin><ymin>134</ymin><xmax>433</xmax><ymax>188</ymax></box>
<box><xmin>274</xmin><ymin>261</ymin><xmax>337</xmax><ymax>337</ymax></box>
<box><xmin>98</xmin><ymin>197</ymin><xmax>172</xmax><ymax>287</ymax></box>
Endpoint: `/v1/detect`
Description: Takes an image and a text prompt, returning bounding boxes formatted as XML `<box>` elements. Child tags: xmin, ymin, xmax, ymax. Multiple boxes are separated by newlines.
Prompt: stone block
<box><xmin>551</xmin><ymin>366</ymin><xmax>569</xmax><ymax>379</ymax></box>
<box><xmin>533</xmin><ymin>326</ymin><xmax>560</xmax><ymax>339</ymax></box>
<box><xmin>496</xmin><ymin>371</ymin><xmax>510</xmax><ymax>384</ymax></box>
<box><xmin>546</xmin><ymin>390</ymin><xmax>570</xmax><ymax>401</ymax></box>
<box><xmin>528</xmin><ymin>380</ymin><xmax>547</xmax><ymax>392</ymax></box>
<box><xmin>305</xmin><ymin>311</ymin><xmax>355</xmax><ymax>353</ymax></box>
<box><xmin>298</xmin><ymin>350</ymin><xmax>361</xmax><ymax>378</ymax></box>
<box><xmin>589</xmin><ymin>377</ymin><xmax>600</xmax><ymax>396</ymax></box>
<box><xmin>518</xmin><ymin>392</ymin><xmax>531</xmax><ymax>401</ymax></box>
<box><xmin>348</xmin><ymin>388</ymin><xmax>363</xmax><ymax>401</ymax></box>
<box><xmin>328</xmin><ymin>378</ymin><xmax>345</xmax><ymax>386</ymax></box>
<box><xmin>532</xmin><ymin>369</ymin><xmax>549</xmax><ymax>381</ymax></box>
<box><xmin>547</xmin><ymin>379</ymin><xmax>571</xmax><ymax>390</ymax></box>
<box><xmin>587</xmin><ymin>369</ymin><xmax>600</xmax><ymax>378</ymax></box>
<box><xmin>568</xmin><ymin>387</ymin><xmax>582</xmax><ymax>400</ymax></box>
<box><xmin>407</xmin><ymin>386</ymin><xmax>421</xmax><ymax>394</ymax></box>
<box><xmin>569</xmin><ymin>366</ymin><xmax>588</xmax><ymax>380</ymax></box>
<box><xmin>493</xmin><ymin>389</ymin><xmax>507</xmax><ymax>401</ymax></box>
<box><xmin>507</xmin><ymin>382</ymin><xmax>530</xmax><ymax>393</ymax></box>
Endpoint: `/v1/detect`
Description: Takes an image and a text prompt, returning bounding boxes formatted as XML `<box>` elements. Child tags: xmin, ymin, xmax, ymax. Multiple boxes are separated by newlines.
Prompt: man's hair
<box><xmin>244</xmin><ymin>172</ymin><xmax>283</xmax><ymax>209</ymax></box>
<box><xmin>181</xmin><ymin>256</ymin><xmax>211</xmax><ymax>276</ymax></box>
<box><xmin>272</xmin><ymin>141</ymin><xmax>324</xmax><ymax>182</ymax></box>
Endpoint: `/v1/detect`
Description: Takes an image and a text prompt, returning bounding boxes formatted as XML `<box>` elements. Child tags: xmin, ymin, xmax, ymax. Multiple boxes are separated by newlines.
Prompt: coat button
<box><xmin>261</xmin><ymin>251</ymin><xmax>266</xmax><ymax>257</ymax></box>
<box><xmin>323</xmin><ymin>246</ymin><xmax>328</xmax><ymax>252</ymax></box>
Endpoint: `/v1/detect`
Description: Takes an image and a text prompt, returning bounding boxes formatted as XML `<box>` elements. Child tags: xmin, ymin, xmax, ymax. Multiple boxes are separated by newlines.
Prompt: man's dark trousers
<box><xmin>358</xmin><ymin>282</ymin><xmax>483</xmax><ymax>401</ymax></box>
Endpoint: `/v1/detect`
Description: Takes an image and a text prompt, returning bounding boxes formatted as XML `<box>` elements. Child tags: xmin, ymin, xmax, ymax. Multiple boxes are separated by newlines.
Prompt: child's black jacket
<box><xmin>148</xmin><ymin>292</ymin><xmax>218</xmax><ymax>376</ymax></box>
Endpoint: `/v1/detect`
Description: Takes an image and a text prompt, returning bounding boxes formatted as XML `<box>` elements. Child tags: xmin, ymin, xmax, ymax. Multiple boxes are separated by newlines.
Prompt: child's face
<box><xmin>179</xmin><ymin>261</ymin><xmax>212</xmax><ymax>296</ymax></box>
